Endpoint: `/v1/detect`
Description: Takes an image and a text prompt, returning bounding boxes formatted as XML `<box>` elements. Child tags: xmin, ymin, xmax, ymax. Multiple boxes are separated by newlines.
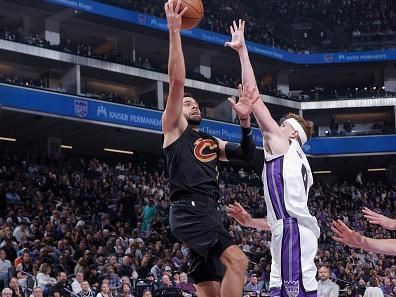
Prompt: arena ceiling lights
<box><xmin>60</xmin><ymin>145</ymin><xmax>73</xmax><ymax>149</ymax></box>
<box><xmin>367</xmin><ymin>168</ymin><xmax>387</xmax><ymax>172</ymax></box>
<box><xmin>0</xmin><ymin>136</ymin><xmax>16</xmax><ymax>142</ymax></box>
<box><xmin>313</xmin><ymin>170</ymin><xmax>332</xmax><ymax>174</ymax></box>
<box><xmin>104</xmin><ymin>148</ymin><xmax>134</xmax><ymax>155</ymax></box>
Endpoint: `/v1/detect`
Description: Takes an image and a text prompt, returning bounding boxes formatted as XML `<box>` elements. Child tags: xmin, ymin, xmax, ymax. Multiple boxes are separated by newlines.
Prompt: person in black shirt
<box><xmin>162</xmin><ymin>1</ymin><xmax>257</xmax><ymax>297</ymax></box>
<box><xmin>53</xmin><ymin>272</ymin><xmax>71</xmax><ymax>297</ymax></box>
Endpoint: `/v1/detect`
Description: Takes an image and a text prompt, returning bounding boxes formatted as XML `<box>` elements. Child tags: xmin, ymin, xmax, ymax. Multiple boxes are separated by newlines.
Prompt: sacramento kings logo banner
<box><xmin>74</xmin><ymin>99</ymin><xmax>88</xmax><ymax>118</ymax></box>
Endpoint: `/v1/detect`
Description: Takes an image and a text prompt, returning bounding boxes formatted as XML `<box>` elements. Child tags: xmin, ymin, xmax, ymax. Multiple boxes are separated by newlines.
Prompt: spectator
<box><xmin>330</xmin><ymin>119</ymin><xmax>339</xmax><ymax>136</ymax></box>
<box><xmin>140</xmin><ymin>197</ymin><xmax>157</xmax><ymax>233</ymax></box>
<box><xmin>176</xmin><ymin>272</ymin><xmax>195</xmax><ymax>296</ymax></box>
<box><xmin>71</xmin><ymin>272</ymin><xmax>84</xmax><ymax>294</ymax></box>
<box><xmin>32</xmin><ymin>287</ymin><xmax>43</xmax><ymax>297</ymax></box>
<box><xmin>53</xmin><ymin>272</ymin><xmax>70</xmax><ymax>297</ymax></box>
<box><xmin>142</xmin><ymin>289</ymin><xmax>152</xmax><ymax>297</ymax></box>
<box><xmin>343</xmin><ymin>120</ymin><xmax>354</xmax><ymax>136</ymax></box>
<box><xmin>149</xmin><ymin>259</ymin><xmax>163</xmax><ymax>281</ymax></box>
<box><xmin>76</xmin><ymin>281</ymin><xmax>94</xmax><ymax>297</ymax></box>
<box><xmin>105</xmin><ymin>266</ymin><xmax>121</xmax><ymax>290</ymax></box>
<box><xmin>15</xmin><ymin>250</ymin><xmax>33</xmax><ymax>290</ymax></box>
<box><xmin>96</xmin><ymin>283</ymin><xmax>112</xmax><ymax>297</ymax></box>
<box><xmin>120</xmin><ymin>283</ymin><xmax>133</xmax><ymax>297</ymax></box>
<box><xmin>0</xmin><ymin>249</ymin><xmax>11</xmax><ymax>290</ymax></box>
<box><xmin>36</xmin><ymin>263</ymin><xmax>56</xmax><ymax>295</ymax></box>
<box><xmin>8</xmin><ymin>278</ymin><xmax>22</xmax><ymax>297</ymax></box>
<box><xmin>317</xmin><ymin>265</ymin><xmax>340</xmax><ymax>297</ymax></box>
<box><xmin>159</xmin><ymin>274</ymin><xmax>173</xmax><ymax>290</ymax></box>
<box><xmin>364</xmin><ymin>278</ymin><xmax>384</xmax><ymax>297</ymax></box>
<box><xmin>244</xmin><ymin>273</ymin><xmax>263</xmax><ymax>296</ymax></box>
<box><xmin>1</xmin><ymin>288</ymin><xmax>12</xmax><ymax>297</ymax></box>
<box><xmin>118</xmin><ymin>257</ymin><xmax>133</xmax><ymax>278</ymax></box>
<box><xmin>86</xmin><ymin>266</ymin><xmax>100</xmax><ymax>292</ymax></box>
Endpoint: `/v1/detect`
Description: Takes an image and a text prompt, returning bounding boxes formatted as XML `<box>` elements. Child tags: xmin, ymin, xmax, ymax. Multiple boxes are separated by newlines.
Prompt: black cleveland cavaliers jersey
<box><xmin>163</xmin><ymin>125</ymin><xmax>220</xmax><ymax>201</ymax></box>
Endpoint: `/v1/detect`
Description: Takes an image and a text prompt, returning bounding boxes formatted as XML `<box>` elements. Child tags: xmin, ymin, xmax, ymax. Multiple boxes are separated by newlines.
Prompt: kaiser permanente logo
<box><xmin>96</xmin><ymin>105</ymin><xmax>161</xmax><ymax>128</ymax></box>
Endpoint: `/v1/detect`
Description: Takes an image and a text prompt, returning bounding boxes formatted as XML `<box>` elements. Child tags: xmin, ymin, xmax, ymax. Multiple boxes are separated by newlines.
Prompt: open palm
<box><xmin>362</xmin><ymin>207</ymin><xmax>396</xmax><ymax>230</ymax></box>
<box><xmin>331</xmin><ymin>220</ymin><xmax>365</xmax><ymax>249</ymax></box>
<box><xmin>224</xmin><ymin>19</ymin><xmax>246</xmax><ymax>51</ymax></box>
<box><xmin>227</xmin><ymin>202</ymin><xmax>252</xmax><ymax>227</ymax></box>
<box><xmin>228</xmin><ymin>83</ymin><xmax>259</xmax><ymax>120</ymax></box>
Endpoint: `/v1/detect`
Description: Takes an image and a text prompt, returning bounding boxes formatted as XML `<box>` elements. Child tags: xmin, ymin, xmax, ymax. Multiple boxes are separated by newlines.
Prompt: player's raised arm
<box><xmin>225</xmin><ymin>20</ymin><xmax>289</xmax><ymax>153</ymax></box>
<box><xmin>162</xmin><ymin>0</ymin><xmax>189</xmax><ymax>145</ymax></box>
<box><xmin>218</xmin><ymin>83</ymin><xmax>258</xmax><ymax>162</ymax></box>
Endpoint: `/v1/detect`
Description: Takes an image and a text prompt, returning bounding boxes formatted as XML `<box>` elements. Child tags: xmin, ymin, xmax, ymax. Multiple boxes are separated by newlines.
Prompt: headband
<box><xmin>284</xmin><ymin>118</ymin><xmax>308</xmax><ymax>145</ymax></box>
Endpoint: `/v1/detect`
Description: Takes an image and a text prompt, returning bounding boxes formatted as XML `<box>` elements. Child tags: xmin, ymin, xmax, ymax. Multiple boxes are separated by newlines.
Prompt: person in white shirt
<box><xmin>364</xmin><ymin>278</ymin><xmax>384</xmax><ymax>297</ymax></box>
<box><xmin>0</xmin><ymin>249</ymin><xmax>11</xmax><ymax>288</ymax></box>
<box><xmin>96</xmin><ymin>283</ymin><xmax>112</xmax><ymax>297</ymax></box>
<box><xmin>12</xmin><ymin>222</ymin><xmax>30</xmax><ymax>243</ymax></box>
<box><xmin>36</xmin><ymin>263</ymin><xmax>57</xmax><ymax>294</ymax></box>
<box><xmin>317</xmin><ymin>265</ymin><xmax>339</xmax><ymax>297</ymax></box>
<box><xmin>71</xmin><ymin>272</ymin><xmax>84</xmax><ymax>294</ymax></box>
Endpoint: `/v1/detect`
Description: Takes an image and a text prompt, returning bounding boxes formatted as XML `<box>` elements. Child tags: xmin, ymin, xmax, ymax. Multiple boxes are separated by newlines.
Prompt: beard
<box><xmin>186</xmin><ymin>116</ymin><xmax>201</xmax><ymax>126</ymax></box>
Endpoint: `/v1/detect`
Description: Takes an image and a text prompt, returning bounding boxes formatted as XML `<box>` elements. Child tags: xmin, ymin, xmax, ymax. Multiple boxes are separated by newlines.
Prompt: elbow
<box><xmin>169</xmin><ymin>76</ymin><xmax>184</xmax><ymax>88</ymax></box>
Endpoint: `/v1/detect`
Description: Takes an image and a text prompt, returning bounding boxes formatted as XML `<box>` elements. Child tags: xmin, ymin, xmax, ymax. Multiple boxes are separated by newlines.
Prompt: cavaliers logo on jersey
<box><xmin>194</xmin><ymin>138</ymin><xmax>218</xmax><ymax>163</ymax></box>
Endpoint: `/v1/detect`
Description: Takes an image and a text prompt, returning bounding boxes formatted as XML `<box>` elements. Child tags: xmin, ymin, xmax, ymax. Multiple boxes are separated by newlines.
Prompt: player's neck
<box><xmin>190</xmin><ymin>125</ymin><xmax>199</xmax><ymax>131</ymax></box>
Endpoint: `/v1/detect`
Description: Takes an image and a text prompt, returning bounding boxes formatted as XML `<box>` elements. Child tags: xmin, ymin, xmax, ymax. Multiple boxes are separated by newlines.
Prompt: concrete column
<box><xmin>213</xmin><ymin>100</ymin><xmax>232</xmax><ymax>122</ymax></box>
<box><xmin>45</xmin><ymin>19</ymin><xmax>60</xmax><ymax>46</ymax></box>
<box><xmin>277</xmin><ymin>70</ymin><xmax>290</xmax><ymax>97</ymax></box>
<box><xmin>59</xmin><ymin>65</ymin><xmax>80</xmax><ymax>94</ymax></box>
<box><xmin>194</xmin><ymin>53</ymin><xmax>212</xmax><ymax>79</ymax></box>
<box><xmin>384</xmin><ymin>63</ymin><xmax>396</xmax><ymax>92</ymax></box>
<box><xmin>157</xmin><ymin>81</ymin><xmax>164</xmax><ymax>110</ymax></box>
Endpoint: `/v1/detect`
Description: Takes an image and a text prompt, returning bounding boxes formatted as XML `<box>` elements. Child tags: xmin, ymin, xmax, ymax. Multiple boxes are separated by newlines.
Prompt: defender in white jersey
<box><xmin>225</xmin><ymin>20</ymin><xmax>320</xmax><ymax>297</ymax></box>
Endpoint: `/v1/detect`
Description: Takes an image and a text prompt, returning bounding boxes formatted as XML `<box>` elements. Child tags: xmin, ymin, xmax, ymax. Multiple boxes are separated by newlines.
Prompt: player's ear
<box><xmin>290</xmin><ymin>130</ymin><xmax>298</xmax><ymax>139</ymax></box>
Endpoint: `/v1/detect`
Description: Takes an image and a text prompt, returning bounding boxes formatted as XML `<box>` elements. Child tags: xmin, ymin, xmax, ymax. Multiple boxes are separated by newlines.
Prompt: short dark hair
<box><xmin>183</xmin><ymin>92</ymin><xmax>193</xmax><ymax>98</ymax></box>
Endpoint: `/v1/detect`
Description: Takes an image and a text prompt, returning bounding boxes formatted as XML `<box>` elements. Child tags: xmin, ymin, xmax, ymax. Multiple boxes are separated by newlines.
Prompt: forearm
<box><xmin>238</xmin><ymin>47</ymin><xmax>274</xmax><ymax>132</ymax></box>
<box><xmin>238</xmin><ymin>47</ymin><xmax>257</xmax><ymax>89</ymax></box>
<box><xmin>360</xmin><ymin>238</ymin><xmax>396</xmax><ymax>256</ymax></box>
<box><xmin>168</xmin><ymin>30</ymin><xmax>185</xmax><ymax>85</ymax></box>
<box><xmin>391</xmin><ymin>219</ymin><xmax>396</xmax><ymax>230</ymax></box>
<box><xmin>225</xmin><ymin>125</ymin><xmax>256</xmax><ymax>161</ymax></box>
<box><xmin>249</xmin><ymin>218</ymin><xmax>271</xmax><ymax>231</ymax></box>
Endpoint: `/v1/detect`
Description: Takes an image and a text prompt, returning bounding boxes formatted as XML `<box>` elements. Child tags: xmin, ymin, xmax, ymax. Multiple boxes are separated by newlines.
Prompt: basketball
<box><xmin>179</xmin><ymin>0</ymin><xmax>204</xmax><ymax>30</ymax></box>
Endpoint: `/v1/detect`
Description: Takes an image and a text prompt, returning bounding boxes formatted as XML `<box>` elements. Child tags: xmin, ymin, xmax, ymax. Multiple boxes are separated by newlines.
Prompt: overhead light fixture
<box><xmin>367</xmin><ymin>168</ymin><xmax>386</xmax><ymax>172</ymax></box>
<box><xmin>313</xmin><ymin>170</ymin><xmax>332</xmax><ymax>174</ymax></box>
<box><xmin>0</xmin><ymin>137</ymin><xmax>16</xmax><ymax>142</ymax></box>
<box><xmin>104</xmin><ymin>148</ymin><xmax>134</xmax><ymax>155</ymax></box>
<box><xmin>61</xmin><ymin>145</ymin><xmax>73</xmax><ymax>149</ymax></box>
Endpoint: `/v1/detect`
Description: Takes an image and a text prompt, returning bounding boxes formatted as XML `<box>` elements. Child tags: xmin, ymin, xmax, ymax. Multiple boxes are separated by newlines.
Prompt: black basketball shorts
<box><xmin>169</xmin><ymin>196</ymin><xmax>235</xmax><ymax>283</ymax></box>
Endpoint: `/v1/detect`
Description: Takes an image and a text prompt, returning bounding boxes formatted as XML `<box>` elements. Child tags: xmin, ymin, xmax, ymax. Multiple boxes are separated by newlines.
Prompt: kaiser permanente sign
<box><xmin>46</xmin><ymin>0</ymin><xmax>395</xmax><ymax>65</ymax></box>
<box><xmin>2</xmin><ymin>83</ymin><xmax>396</xmax><ymax>156</ymax></box>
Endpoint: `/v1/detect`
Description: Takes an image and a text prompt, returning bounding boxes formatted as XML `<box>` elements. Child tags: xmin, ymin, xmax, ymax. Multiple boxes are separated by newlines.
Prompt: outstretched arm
<box><xmin>331</xmin><ymin>220</ymin><xmax>396</xmax><ymax>256</ymax></box>
<box><xmin>227</xmin><ymin>202</ymin><xmax>270</xmax><ymax>231</ymax></box>
<box><xmin>218</xmin><ymin>84</ymin><xmax>258</xmax><ymax>162</ymax></box>
<box><xmin>162</xmin><ymin>0</ymin><xmax>189</xmax><ymax>147</ymax></box>
<box><xmin>225</xmin><ymin>20</ymin><xmax>289</xmax><ymax>154</ymax></box>
<box><xmin>362</xmin><ymin>207</ymin><xmax>396</xmax><ymax>230</ymax></box>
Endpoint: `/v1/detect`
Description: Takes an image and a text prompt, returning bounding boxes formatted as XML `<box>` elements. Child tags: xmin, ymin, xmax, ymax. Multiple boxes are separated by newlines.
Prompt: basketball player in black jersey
<box><xmin>163</xmin><ymin>1</ymin><xmax>258</xmax><ymax>297</ymax></box>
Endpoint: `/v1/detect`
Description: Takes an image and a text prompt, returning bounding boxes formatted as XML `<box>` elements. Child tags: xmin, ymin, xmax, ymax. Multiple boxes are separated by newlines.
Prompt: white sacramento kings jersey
<box><xmin>262</xmin><ymin>139</ymin><xmax>320</xmax><ymax>238</ymax></box>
